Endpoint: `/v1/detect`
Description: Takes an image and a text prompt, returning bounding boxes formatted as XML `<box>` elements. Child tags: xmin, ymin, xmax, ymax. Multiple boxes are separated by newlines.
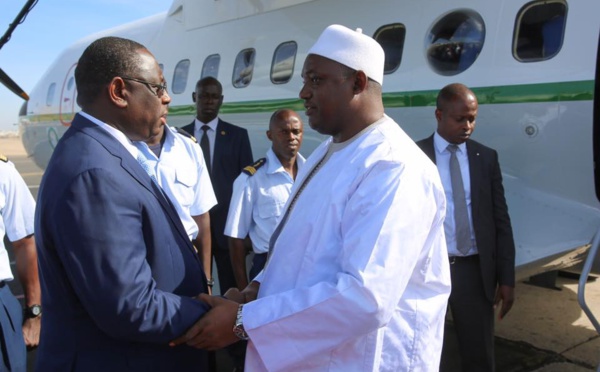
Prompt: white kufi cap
<box><xmin>307</xmin><ymin>24</ymin><xmax>385</xmax><ymax>85</ymax></box>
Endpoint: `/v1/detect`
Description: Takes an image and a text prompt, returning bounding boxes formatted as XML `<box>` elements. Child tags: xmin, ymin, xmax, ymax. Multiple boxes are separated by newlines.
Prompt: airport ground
<box><xmin>1</xmin><ymin>135</ymin><xmax>598</xmax><ymax>371</ymax></box>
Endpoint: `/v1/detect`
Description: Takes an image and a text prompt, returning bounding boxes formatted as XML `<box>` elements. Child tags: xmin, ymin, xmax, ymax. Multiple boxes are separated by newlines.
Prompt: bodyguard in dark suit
<box><xmin>416</xmin><ymin>83</ymin><xmax>515</xmax><ymax>372</ymax></box>
<box><xmin>35</xmin><ymin>37</ymin><xmax>210</xmax><ymax>371</ymax></box>
<box><xmin>181</xmin><ymin>77</ymin><xmax>253</xmax><ymax>295</ymax></box>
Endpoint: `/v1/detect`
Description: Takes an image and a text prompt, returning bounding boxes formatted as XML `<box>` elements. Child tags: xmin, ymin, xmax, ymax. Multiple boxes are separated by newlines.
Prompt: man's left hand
<box><xmin>170</xmin><ymin>294</ymin><xmax>239</xmax><ymax>350</ymax></box>
<box><xmin>494</xmin><ymin>285</ymin><xmax>514</xmax><ymax>320</ymax></box>
<box><xmin>22</xmin><ymin>316</ymin><xmax>41</xmax><ymax>349</ymax></box>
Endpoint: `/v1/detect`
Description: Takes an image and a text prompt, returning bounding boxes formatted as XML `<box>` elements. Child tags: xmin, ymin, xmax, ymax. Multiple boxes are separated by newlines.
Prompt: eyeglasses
<box><xmin>121</xmin><ymin>76</ymin><xmax>168</xmax><ymax>98</ymax></box>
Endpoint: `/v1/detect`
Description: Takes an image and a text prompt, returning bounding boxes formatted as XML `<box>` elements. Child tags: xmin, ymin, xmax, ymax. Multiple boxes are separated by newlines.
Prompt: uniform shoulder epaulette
<box><xmin>175</xmin><ymin>127</ymin><xmax>197</xmax><ymax>143</ymax></box>
<box><xmin>242</xmin><ymin>158</ymin><xmax>266</xmax><ymax>176</ymax></box>
<box><xmin>0</xmin><ymin>154</ymin><xmax>8</xmax><ymax>162</ymax></box>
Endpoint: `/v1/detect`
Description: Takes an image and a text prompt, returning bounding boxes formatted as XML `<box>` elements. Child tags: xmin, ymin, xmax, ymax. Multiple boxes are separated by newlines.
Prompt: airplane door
<box><xmin>59</xmin><ymin>63</ymin><xmax>77</xmax><ymax>126</ymax></box>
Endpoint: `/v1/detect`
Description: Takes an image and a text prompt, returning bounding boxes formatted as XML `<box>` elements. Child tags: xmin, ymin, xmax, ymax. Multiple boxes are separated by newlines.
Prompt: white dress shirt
<box><xmin>193</xmin><ymin>117</ymin><xmax>218</xmax><ymax>168</ymax></box>
<box><xmin>433</xmin><ymin>131</ymin><xmax>478</xmax><ymax>256</ymax></box>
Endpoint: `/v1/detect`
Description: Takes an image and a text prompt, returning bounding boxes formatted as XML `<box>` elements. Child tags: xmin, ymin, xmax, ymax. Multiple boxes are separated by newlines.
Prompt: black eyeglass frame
<box><xmin>121</xmin><ymin>76</ymin><xmax>168</xmax><ymax>97</ymax></box>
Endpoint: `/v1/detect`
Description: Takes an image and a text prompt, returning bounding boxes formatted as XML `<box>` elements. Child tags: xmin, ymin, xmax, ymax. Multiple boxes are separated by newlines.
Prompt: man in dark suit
<box><xmin>182</xmin><ymin>77</ymin><xmax>253</xmax><ymax>295</ymax></box>
<box><xmin>416</xmin><ymin>83</ymin><xmax>515</xmax><ymax>372</ymax></box>
<box><xmin>35</xmin><ymin>36</ymin><xmax>210</xmax><ymax>371</ymax></box>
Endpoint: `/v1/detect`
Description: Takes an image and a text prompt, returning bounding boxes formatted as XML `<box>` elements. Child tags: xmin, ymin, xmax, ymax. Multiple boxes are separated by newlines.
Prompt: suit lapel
<box><xmin>466</xmin><ymin>140</ymin><xmax>481</xmax><ymax>216</ymax></box>
<box><xmin>76</xmin><ymin>117</ymin><xmax>192</xmax><ymax>246</ymax></box>
<box><xmin>425</xmin><ymin>135</ymin><xmax>436</xmax><ymax>164</ymax></box>
<box><xmin>181</xmin><ymin>122</ymin><xmax>195</xmax><ymax>138</ymax></box>
<box><xmin>214</xmin><ymin>119</ymin><xmax>226</xmax><ymax>172</ymax></box>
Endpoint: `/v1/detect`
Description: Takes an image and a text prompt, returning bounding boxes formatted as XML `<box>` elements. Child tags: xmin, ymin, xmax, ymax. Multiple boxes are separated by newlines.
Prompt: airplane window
<box><xmin>233</xmin><ymin>48</ymin><xmax>256</xmax><ymax>88</ymax></box>
<box><xmin>513</xmin><ymin>0</ymin><xmax>567</xmax><ymax>62</ymax></box>
<box><xmin>426</xmin><ymin>10</ymin><xmax>485</xmax><ymax>76</ymax></box>
<box><xmin>67</xmin><ymin>77</ymin><xmax>75</xmax><ymax>91</ymax></box>
<box><xmin>172</xmin><ymin>59</ymin><xmax>191</xmax><ymax>94</ymax></box>
<box><xmin>271</xmin><ymin>41</ymin><xmax>297</xmax><ymax>84</ymax></box>
<box><xmin>374</xmin><ymin>23</ymin><xmax>406</xmax><ymax>74</ymax></box>
<box><xmin>202</xmin><ymin>54</ymin><xmax>220</xmax><ymax>79</ymax></box>
<box><xmin>46</xmin><ymin>83</ymin><xmax>56</xmax><ymax>106</ymax></box>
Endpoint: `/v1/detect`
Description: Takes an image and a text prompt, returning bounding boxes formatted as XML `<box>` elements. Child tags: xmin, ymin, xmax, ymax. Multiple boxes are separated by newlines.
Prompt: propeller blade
<box><xmin>0</xmin><ymin>67</ymin><xmax>29</xmax><ymax>100</ymax></box>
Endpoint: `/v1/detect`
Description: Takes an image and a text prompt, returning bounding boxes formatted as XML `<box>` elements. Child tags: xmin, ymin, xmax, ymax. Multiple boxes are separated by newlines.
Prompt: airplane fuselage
<box><xmin>18</xmin><ymin>0</ymin><xmax>600</xmax><ymax>278</ymax></box>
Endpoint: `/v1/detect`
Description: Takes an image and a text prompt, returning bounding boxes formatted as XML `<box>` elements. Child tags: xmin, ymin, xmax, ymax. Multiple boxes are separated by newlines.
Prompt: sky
<box><xmin>0</xmin><ymin>0</ymin><xmax>171</xmax><ymax>131</ymax></box>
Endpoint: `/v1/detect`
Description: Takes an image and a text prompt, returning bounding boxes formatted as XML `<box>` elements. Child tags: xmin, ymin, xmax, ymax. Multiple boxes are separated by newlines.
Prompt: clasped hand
<box><xmin>170</xmin><ymin>285</ymin><xmax>258</xmax><ymax>350</ymax></box>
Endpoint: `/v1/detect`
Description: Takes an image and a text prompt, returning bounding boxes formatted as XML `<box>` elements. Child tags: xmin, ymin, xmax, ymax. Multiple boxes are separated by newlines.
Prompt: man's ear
<box><xmin>353</xmin><ymin>71</ymin><xmax>368</xmax><ymax>94</ymax></box>
<box><xmin>109</xmin><ymin>77</ymin><xmax>128</xmax><ymax>108</ymax></box>
<box><xmin>266</xmin><ymin>130</ymin><xmax>272</xmax><ymax>141</ymax></box>
<box><xmin>435</xmin><ymin>108</ymin><xmax>442</xmax><ymax>123</ymax></box>
<box><xmin>192</xmin><ymin>92</ymin><xmax>197</xmax><ymax>103</ymax></box>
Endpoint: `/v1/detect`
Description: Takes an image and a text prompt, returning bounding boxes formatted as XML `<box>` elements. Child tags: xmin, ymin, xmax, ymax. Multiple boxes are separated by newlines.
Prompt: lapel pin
<box><xmin>221</xmin><ymin>130</ymin><xmax>226</xmax><ymax>135</ymax></box>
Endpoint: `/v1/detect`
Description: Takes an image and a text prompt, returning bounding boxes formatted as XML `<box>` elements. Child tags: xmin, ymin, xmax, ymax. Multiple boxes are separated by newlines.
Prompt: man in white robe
<box><xmin>172</xmin><ymin>24</ymin><xmax>451</xmax><ymax>371</ymax></box>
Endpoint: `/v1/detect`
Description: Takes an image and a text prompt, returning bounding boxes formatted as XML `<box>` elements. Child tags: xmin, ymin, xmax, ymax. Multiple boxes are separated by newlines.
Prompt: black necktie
<box><xmin>200</xmin><ymin>125</ymin><xmax>211</xmax><ymax>175</ymax></box>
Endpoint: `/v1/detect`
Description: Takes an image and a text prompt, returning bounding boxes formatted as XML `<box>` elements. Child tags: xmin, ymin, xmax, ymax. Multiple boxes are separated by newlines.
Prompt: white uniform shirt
<box><xmin>136</xmin><ymin>127</ymin><xmax>217</xmax><ymax>241</ymax></box>
<box><xmin>0</xmin><ymin>158</ymin><xmax>36</xmax><ymax>281</ymax></box>
<box><xmin>224</xmin><ymin>149</ymin><xmax>305</xmax><ymax>254</ymax></box>
<box><xmin>243</xmin><ymin>115</ymin><xmax>451</xmax><ymax>371</ymax></box>
<box><xmin>433</xmin><ymin>131</ymin><xmax>477</xmax><ymax>256</ymax></box>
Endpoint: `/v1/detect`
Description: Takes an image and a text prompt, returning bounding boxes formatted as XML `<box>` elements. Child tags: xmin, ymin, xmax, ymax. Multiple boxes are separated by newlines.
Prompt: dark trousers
<box><xmin>225</xmin><ymin>253</ymin><xmax>268</xmax><ymax>372</ymax></box>
<box><xmin>212</xmin><ymin>241</ymin><xmax>245</xmax><ymax>371</ymax></box>
<box><xmin>0</xmin><ymin>283</ymin><xmax>26</xmax><ymax>372</ymax></box>
<box><xmin>443</xmin><ymin>255</ymin><xmax>494</xmax><ymax>372</ymax></box>
<box><xmin>213</xmin><ymin>246</ymin><xmax>237</xmax><ymax>296</ymax></box>
<box><xmin>249</xmin><ymin>253</ymin><xmax>267</xmax><ymax>281</ymax></box>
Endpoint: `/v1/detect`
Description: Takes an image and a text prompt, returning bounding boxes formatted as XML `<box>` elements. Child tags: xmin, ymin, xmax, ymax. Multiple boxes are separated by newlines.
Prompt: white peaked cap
<box><xmin>307</xmin><ymin>24</ymin><xmax>385</xmax><ymax>86</ymax></box>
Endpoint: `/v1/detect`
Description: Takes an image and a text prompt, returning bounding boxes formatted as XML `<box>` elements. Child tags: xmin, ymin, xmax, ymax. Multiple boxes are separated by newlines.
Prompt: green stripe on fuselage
<box><xmin>23</xmin><ymin>80</ymin><xmax>595</xmax><ymax>122</ymax></box>
<box><xmin>172</xmin><ymin>80</ymin><xmax>594</xmax><ymax>115</ymax></box>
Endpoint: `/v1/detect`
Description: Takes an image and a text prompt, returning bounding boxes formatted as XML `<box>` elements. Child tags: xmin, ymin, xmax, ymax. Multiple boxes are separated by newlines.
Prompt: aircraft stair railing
<box><xmin>578</xmin><ymin>229</ymin><xmax>600</xmax><ymax>372</ymax></box>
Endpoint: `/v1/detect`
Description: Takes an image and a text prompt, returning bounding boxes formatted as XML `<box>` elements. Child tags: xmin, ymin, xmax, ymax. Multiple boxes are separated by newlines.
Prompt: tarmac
<box><xmin>1</xmin><ymin>135</ymin><xmax>598</xmax><ymax>372</ymax></box>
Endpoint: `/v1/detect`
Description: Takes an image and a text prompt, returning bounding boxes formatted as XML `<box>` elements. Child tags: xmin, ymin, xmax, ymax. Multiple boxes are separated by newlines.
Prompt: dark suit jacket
<box><xmin>416</xmin><ymin>135</ymin><xmax>515</xmax><ymax>301</ymax></box>
<box><xmin>35</xmin><ymin>114</ymin><xmax>210</xmax><ymax>371</ymax></box>
<box><xmin>182</xmin><ymin>119</ymin><xmax>253</xmax><ymax>250</ymax></box>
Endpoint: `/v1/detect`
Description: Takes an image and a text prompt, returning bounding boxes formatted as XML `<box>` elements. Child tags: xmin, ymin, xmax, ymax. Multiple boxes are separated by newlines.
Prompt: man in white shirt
<box><xmin>172</xmin><ymin>24</ymin><xmax>451</xmax><ymax>372</ymax></box>
<box><xmin>0</xmin><ymin>155</ymin><xmax>41</xmax><ymax>371</ymax></box>
<box><xmin>225</xmin><ymin>108</ymin><xmax>305</xmax><ymax>290</ymax></box>
<box><xmin>181</xmin><ymin>77</ymin><xmax>253</xmax><ymax>296</ymax></box>
<box><xmin>135</xmin><ymin>124</ymin><xmax>217</xmax><ymax>280</ymax></box>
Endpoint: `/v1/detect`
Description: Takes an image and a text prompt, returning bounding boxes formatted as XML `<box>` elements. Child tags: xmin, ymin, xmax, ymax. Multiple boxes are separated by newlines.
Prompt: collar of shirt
<box><xmin>194</xmin><ymin>117</ymin><xmax>217</xmax><ymax>158</ymax></box>
<box><xmin>132</xmin><ymin>126</ymin><xmax>176</xmax><ymax>161</ymax></box>
<box><xmin>78</xmin><ymin>111</ymin><xmax>138</xmax><ymax>159</ymax></box>
<box><xmin>194</xmin><ymin>117</ymin><xmax>218</xmax><ymax>133</ymax></box>
<box><xmin>265</xmin><ymin>148</ymin><xmax>307</xmax><ymax>176</ymax></box>
<box><xmin>433</xmin><ymin>131</ymin><xmax>467</xmax><ymax>156</ymax></box>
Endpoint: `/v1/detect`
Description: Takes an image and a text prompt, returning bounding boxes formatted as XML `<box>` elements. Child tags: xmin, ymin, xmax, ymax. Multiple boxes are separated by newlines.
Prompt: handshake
<box><xmin>169</xmin><ymin>281</ymin><xmax>260</xmax><ymax>350</ymax></box>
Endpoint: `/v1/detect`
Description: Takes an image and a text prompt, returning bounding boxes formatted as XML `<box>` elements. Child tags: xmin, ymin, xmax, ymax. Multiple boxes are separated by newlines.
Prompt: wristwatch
<box><xmin>24</xmin><ymin>304</ymin><xmax>42</xmax><ymax>319</ymax></box>
<box><xmin>233</xmin><ymin>304</ymin><xmax>249</xmax><ymax>340</ymax></box>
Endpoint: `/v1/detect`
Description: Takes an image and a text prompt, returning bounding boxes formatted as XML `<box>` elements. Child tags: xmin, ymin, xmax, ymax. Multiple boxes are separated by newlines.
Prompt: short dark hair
<box><xmin>436</xmin><ymin>83</ymin><xmax>473</xmax><ymax>110</ymax></box>
<box><xmin>75</xmin><ymin>36</ymin><xmax>146</xmax><ymax>107</ymax></box>
<box><xmin>195</xmin><ymin>76</ymin><xmax>222</xmax><ymax>92</ymax></box>
<box><xmin>269</xmin><ymin>109</ymin><xmax>297</xmax><ymax>130</ymax></box>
